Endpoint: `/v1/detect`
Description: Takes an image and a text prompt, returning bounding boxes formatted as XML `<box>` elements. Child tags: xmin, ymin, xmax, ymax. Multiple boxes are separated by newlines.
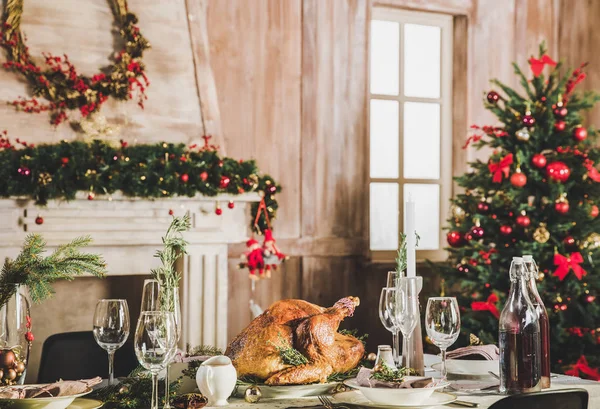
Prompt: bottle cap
<box><xmin>512</xmin><ymin>256</ymin><xmax>523</xmax><ymax>262</ymax></box>
<box><xmin>522</xmin><ymin>255</ymin><xmax>533</xmax><ymax>261</ymax></box>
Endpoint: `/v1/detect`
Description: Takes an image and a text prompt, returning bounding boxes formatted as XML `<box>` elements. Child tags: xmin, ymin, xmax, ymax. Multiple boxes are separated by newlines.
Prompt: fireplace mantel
<box><xmin>0</xmin><ymin>193</ymin><xmax>261</xmax><ymax>349</ymax></box>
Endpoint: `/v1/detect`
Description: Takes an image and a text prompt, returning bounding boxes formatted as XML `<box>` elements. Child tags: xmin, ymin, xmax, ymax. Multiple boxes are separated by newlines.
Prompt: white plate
<box><xmin>343</xmin><ymin>378</ymin><xmax>449</xmax><ymax>406</ymax></box>
<box><xmin>334</xmin><ymin>390</ymin><xmax>457</xmax><ymax>408</ymax></box>
<box><xmin>0</xmin><ymin>388</ymin><xmax>92</xmax><ymax>409</ymax></box>
<box><xmin>431</xmin><ymin>359</ymin><xmax>499</xmax><ymax>379</ymax></box>
<box><xmin>233</xmin><ymin>381</ymin><xmax>337</xmax><ymax>399</ymax></box>
<box><xmin>68</xmin><ymin>399</ymin><xmax>103</xmax><ymax>409</ymax></box>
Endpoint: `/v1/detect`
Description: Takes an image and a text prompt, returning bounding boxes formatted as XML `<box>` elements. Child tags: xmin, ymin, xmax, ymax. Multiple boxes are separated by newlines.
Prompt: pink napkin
<box><xmin>446</xmin><ymin>345</ymin><xmax>499</xmax><ymax>361</ymax></box>
<box><xmin>356</xmin><ymin>367</ymin><xmax>434</xmax><ymax>389</ymax></box>
<box><xmin>0</xmin><ymin>377</ymin><xmax>101</xmax><ymax>399</ymax></box>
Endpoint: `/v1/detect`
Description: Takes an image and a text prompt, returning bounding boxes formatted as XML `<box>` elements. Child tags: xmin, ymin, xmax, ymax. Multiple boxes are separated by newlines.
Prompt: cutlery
<box><xmin>487</xmin><ymin>371</ymin><xmax>500</xmax><ymax>380</ymax></box>
<box><xmin>319</xmin><ymin>395</ymin><xmax>350</xmax><ymax>409</ymax></box>
<box><xmin>448</xmin><ymin>400</ymin><xmax>479</xmax><ymax>408</ymax></box>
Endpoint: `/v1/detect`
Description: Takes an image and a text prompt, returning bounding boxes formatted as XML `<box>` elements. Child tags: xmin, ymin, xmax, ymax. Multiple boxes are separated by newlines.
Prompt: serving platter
<box><xmin>333</xmin><ymin>390</ymin><xmax>457</xmax><ymax>408</ymax></box>
<box><xmin>233</xmin><ymin>381</ymin><xmax>338</xmax><ymax>399</ymax></box>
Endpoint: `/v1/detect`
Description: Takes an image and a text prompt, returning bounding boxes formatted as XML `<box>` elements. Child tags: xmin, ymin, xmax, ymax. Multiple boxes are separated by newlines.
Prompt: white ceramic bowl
<box><xmin>344</xmin><ymin>377</ymin><xmax>449</xmax><ymax>406</ymax></box>
<box><xmin>234</xmin><ymin>381</ymin><xmax>337</xmax><ymax>399</ymax></box>
<box><xmin>0</xmin><ymin>387</ymin><xmax>92</xmax><ymax>409</ymax></box>
<box><xmin>432</xmin><ymin>359</ymin><xmax>499</xmax><ymax>377</ymax></box>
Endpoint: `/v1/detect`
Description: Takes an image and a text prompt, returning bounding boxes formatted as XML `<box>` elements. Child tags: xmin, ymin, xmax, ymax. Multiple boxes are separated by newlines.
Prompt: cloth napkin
<box><xmin>446</xmin><ymin>345</ymin><xmax>499</xmax><ymax>361</ymax></box>
<box><xmin>0</xmin><ymin>377</ymin><xmax>102</xmax><ymax>399</ymax></box>
<box><xmin>356</xmin><ymin>367</ymin><xmax>434</xmax><ymax>389</ymax></box>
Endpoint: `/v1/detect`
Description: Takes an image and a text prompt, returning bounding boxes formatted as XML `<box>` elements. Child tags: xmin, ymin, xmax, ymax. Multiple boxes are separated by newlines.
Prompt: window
<box><xmin>369</xmin><ymin>8</ymin><xmax>453</xmax><ymax>261</ymax></box>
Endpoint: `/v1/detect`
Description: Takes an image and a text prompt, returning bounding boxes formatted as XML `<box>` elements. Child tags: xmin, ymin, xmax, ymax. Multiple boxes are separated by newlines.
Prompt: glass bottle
<box><xmin>499</xmin><ymin>257</ymin><xmax>542</xmax><ymax>394</ymax></box>
<box><xmin>523</xmin><ymin>255</ymin><xmax>551</xmax><ymax>389</ymax></box>
<box><xmin>0</xmin><ymin>285</ymin><xmax>31</xmax><ymax>385</ymax></box>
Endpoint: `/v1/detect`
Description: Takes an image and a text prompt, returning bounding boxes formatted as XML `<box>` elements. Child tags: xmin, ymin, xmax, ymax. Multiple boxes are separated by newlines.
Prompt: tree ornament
<box><xmin>470</xmin><ymin>225</ymin><xmax>484</xmax><ymax>239</ymax></box>
<box><xmin>244</xmin><ymin>385</ymin><xmax>262</xmax><ymax>403</ymax></box>
<box><xmin>500</xmin><ymin>225</ymin><xmax>513</xmax><ymax>236</ymax></box>
<box><xmin>515</xmin><ymin>127</ymin><xmax>531</xmax><ymax>141</ymax></box>
<box><xmin>532</xmin><ymin>153</ymin><xmax>547</xmax><ymax>168</ymax></box>
<box><xmin>522</xmin><ymin>111</ymin><xmax>535</xmax><ymax>127</ymax></box>
<box><xmin>87</xmin><ymin>192</ymin><xmax>95</xmax><ymax>201</ymax></box>
<box><xmin>180</xmin><ymin>173</ymin><xmax>189</xmax><ymax>183</ymax></box>
<box><xmin>168</xmin><ymin>209</ymin><xmax>174</xmax><ymax>216</ymax></box>
<box><xmin>510</xmin><ymin>167</ymin><xmax>527</xmax><ymax>187</ymax></box>
<box><xmin>554</xmin><ymin>120</ymin><xmax>566</xmax><ymax>132</ymax></box>
<box><xmin>516</xmin><ymin>211</ymin><xmax>531</xmax><ymax>227</ymax></box>
<box><xmin>581</xmin><ymin>233</ymin><xmax>600</xmax><ymax>250</ymax></box>
<box><xmin>451</xmin><ymin>204</ymin><xmax>466</xmax><ymax>221</ymax></box>
<box><xmin>553</xmin><ymin>106</ymin><xmax>568</xmax><ymax>118</ymax></box>
<box><xmin>215</xmin><ymin>206</ymin><xmax>222</xmax><ymax>216</ymax></box>
<box><xmin>533</xmin><ymin>224</ymin><xmax>550</xmax><ymax>243</ymax></box>
<box><xmin>220</xmin><ymin>175</ymin><xmax>231</xmax><ymax>189</ymax></box>
<box><xmin>573</xmin><ymin>126</ymin><xmax>588</xmax><ymax>141</ymax></box>
<box><xmin>555</xmin><ymin>196</ymin><xmax>570</xmax><ymax>215</ymax></box>
<box><xmin>61</xmin><ymin>157</ymin><xmax>69</xmax><ymax>165</ymax></box>
<box><xmin>487</xmin><ymin>90</ymin><xmax>500</xmax><ymax>104</ymax></box>
<box><xmin>199</xmin><ymin>171</ymin><xmax>208</xmax><ymax>182</ymax></box>
<box><xmin>38</xmin><ymin>172</ymin><xmax>52</xmax><ymax>186</ymax></box>
<box><xmin>228</xmin><ymin>201</ymin><xmax>235</xmax><ymax>209</ymax></box>
<box><xmin>17</xmin><ymin>167</ymin><xmax>31</xmax><ymax>176</ymax></box>
<box><xmin>590</xmin><ymin>205</ymin><xmax>599</xmax><ymax>218</ymax></box>
<box><xmin>447</xmin><ymin>231</ymin><xmax>464</xmax><ymax>247</ymax></box>
<box><xmin>367</xmin><ymin>352</ymin><xmax>377</xmax><ymax>362</ymax></box>
<box><xmin>477</xmin><ymin>201</ymin><xmax>489</xmax><ymax>214</ymax></box>
<box><xmin>35</xmin><ymin>215</ymin><xmax>44</xmax><ymax>225</ymax></box>
<box><xmin>457</xmin><ymin>263</ymin><xmax>470</xmax><ymax>273</ymax></box>
<box><xmin>546</xmin><ymin>161</ymin><xmax>571</xmax><ymax>183</ymax></box>
<box><xmin>563</xmin><ymin>236</ymin><xmax>578</xmax><ymax>252</ymax></box>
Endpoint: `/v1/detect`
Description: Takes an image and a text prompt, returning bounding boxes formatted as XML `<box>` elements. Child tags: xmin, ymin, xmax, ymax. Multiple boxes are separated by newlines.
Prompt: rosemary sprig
<box><xmin>395</xmin><ymin>232</ymin><xmax>421</xmax><ymax>274</ymax></box>
<box><xmin>270</xmin><ymin>334</ymin><xmax>308</xmax><ymax>367</ymax></box>
<box><xmin>371</xmin><ymin>362</ymin><xmax>418</xmax><ymax>383</ymax></box>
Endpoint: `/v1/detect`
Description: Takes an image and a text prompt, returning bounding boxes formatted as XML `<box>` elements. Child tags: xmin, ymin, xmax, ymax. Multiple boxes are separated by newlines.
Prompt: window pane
<box><xmin>370</xmin><ymin>20</ymin><xmax>400</xmax><ymax>96</ymax></box>
<box><xmin>403</xmin><ymin>184</ymin><xmax>440</xmax><ymax>250</ymax></box>
<box><xmin>404</xmin><ymin>24</ymin><xmax>441</xmax><ymax>98</ymax></box>
<box><xmin>370</xmin><ymin>183</ymin><xmax>399</xmax><ymax>250</ymax></box>
<box><xmin>371</xmin><ymin>99</ymin><xmax>399</xmax><ymax>178</ymax></box>
<box><xmin>404</xmin><ymin>102</ymin><xmax>440</xmax><ymax>179</ymax></box>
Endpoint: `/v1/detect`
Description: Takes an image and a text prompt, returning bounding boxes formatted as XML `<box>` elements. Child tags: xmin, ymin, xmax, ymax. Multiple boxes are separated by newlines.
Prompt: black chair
<box><xmin>489</xmin><ymin>388</ymin><xmax>589</xmax><ymax>409</ymax></box>
<box><xmin>37</xmin><ymin>331</ymin><xmax>138</xmax><ymax>383</ymax></box>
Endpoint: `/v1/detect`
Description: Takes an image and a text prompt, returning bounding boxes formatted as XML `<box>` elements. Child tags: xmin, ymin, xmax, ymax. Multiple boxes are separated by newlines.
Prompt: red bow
<box><xmin>471</xmin><ymin>294</ymin><xmax>500</xmax><ymax>319</ymax></box>
<box><xmin>488</xmin><ymin>153</ymin><xmax>513</xmax><ymax>183</ymax></box>
<box><xmin>565</xmin><ymin>355</ymin><xmax>600</xmax><ymax>381</ymax></box>
<box><xmin>553</xmin><ymin>252</ymin><xmax>587</xmax><ymax>281</ymax></box>
<box><xmin>565</xmin><ymin>63</ymin><xmax>588</xmax><ymax>98</ymax></box>
<box><xmin>528</xmin><ymin>54</ymin><xmax>557</xmax><ymax>77</ymax></box>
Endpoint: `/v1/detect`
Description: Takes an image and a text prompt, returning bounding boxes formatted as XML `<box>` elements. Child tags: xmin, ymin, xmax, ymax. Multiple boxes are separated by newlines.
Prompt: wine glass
<box><xmin>379</xmin><ymin>287</ymin><xmax>400</xmax><ymax>366</ymax></box>
<box><xmin>135</xmin><ymin>311</ymin><xmax>177</xmax><ymax>409</ymax></box>
<box><xmin>160</xmin><ymin>287</ymin><xmax>181</xmax><ymax>409</ymax></box>
<box><xmin>386</xmin><ymin>271</ymin><xmax>402</xmax><ymax>365</ymax></box>
<box><xmin>425</xmin><ymin>297</ymin><xmax>460</xmax><ymax>379</ymax></box>
<box><xmin>391</xmin><ymin>279</ymin><xmax>420</xmax><ymax>370</ymax></box>
<box><xmin>93</xmin><ymin>299</ymin><xmax>130</xmax><ymax>385</ymax></box>
<box><xmin>140</xmin><ymin>279</ymin><xmax>161</xmax><ymax>312</ymax></box>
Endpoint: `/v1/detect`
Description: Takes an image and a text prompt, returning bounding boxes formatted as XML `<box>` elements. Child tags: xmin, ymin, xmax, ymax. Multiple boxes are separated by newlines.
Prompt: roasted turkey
<box><xmin>225</xmin><ymin>296</ymin><xmax>364</xmax><ymax>385</ymax></box>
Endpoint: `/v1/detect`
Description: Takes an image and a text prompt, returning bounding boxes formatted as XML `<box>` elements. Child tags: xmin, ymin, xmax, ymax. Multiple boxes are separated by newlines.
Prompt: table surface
<box><xmin>224</xmin><ymin>374</ymin><xmax>600</xmax><ymax>409</ymax></box>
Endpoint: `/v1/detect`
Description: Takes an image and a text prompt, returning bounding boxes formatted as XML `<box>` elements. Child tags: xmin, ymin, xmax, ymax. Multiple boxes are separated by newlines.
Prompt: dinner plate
<box><xmin>0</xmin><ymin>388</ymin><xmax>93</xmax><ymax>409</ymax></box>
<box><xmin>68</xmin><ymin>399</ymin><xmax>103</xmax><ymax>409</ymax></box>
<box><xmin>431</xmin><ymin>359</ymin><xmax>499</xmax><ymax>380</ymax></box>
<box><xmin>233</xmin><ymin>381</ymin><xmax>337</xmax><ymax>399</ymax></box>
<box><xmin>333</xmin><ymin>390</ymin><xmax>457</xmax><ymax>408</ymax></box>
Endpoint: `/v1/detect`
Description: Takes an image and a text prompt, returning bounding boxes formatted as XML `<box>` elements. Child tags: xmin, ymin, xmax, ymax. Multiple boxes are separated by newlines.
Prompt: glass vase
<box><xmin>0</xmin><ymin>285</ymin><xmax>31</xmax><ymax>385</ymax></box>
<box><xmin>162</xmin><ymin>286</ymin><xmax>181</xmax><ymax>409</ymax></box>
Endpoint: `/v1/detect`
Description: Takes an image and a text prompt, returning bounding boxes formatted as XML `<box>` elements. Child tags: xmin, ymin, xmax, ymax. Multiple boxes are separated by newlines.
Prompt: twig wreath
<box><xmin>0</xmin><ymin>0</ymin><xmax>150</xmax><ymax>126</ymax></box>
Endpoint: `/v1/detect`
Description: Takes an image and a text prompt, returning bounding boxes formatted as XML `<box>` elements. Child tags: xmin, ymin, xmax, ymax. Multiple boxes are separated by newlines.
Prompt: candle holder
<box><xmin>399</xmin><ymin>276</ymin><xmax>424</xmax><ymax>375</ymax></box>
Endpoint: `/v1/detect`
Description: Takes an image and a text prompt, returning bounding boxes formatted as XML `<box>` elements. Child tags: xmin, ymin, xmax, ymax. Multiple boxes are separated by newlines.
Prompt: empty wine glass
<box><xmin>394</xmin><ymin>278</ymin><xmax>420</xmax><ymax>369</ymax></box>
<box><xmin>425</xmin><ymin>297</ymin><xmax>460</xmax><ymax>379</ymax></box>
<box><xmin>135</xmin><ymin>311</ymin><xmax>177</xmax><ymax>409</ymax></box>
<box><xmin>140</xmin><ymin>279</ymin><xmax>161</xmax><ymax>312</ymax></box>
<box><xmin>379</xmin><ymin>287</ymin><xmax>400</xmax><ymax>366</ymax></box>
<box><xmin>93</xmin><ymin>299</ymin><xmax>130</xmax><ymax>385</ymax></box>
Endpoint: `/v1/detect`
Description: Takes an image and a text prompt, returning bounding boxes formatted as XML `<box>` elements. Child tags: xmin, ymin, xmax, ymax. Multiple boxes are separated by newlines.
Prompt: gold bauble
<box><xmin>367</xmin><ymin>352</ymin><xmax>377</xmax><ymax>362</ymax></box>
<box><xmin>451</xmin><ymin>204</ymin><xmax>466</xmax><ymax>221</ymax></box>
<box><xmin>6</xmin><ymin>369</ymin><xmax>16</xmax><ymax>381</ymax></box>
<box><xmin>515</xmin><ymin>127</ymin><xmax>531</xmax><ymax>141</ymax></box>
<box><xmin>469</xmin><ymin>334</ymin><xmax>482</xmax><ymax>346</ymax></box>
<box><xmin>533</xmin><ymin>224</ymin><xmax>550</xmax><ymax>243</ymax></box>
<box><xmin>244</xmin><ymin>385</ymin><xmax>262</xmax><ymax>403</ymax></box>
<box><xmin>582</xmin><ymin>233</ymin><xmax>600</xmax><ymax>250</ymax></box>
<box><xmin>15</xmin><ymin>362</ymin><xmax>25</xmax><ymax>374</ymax></box>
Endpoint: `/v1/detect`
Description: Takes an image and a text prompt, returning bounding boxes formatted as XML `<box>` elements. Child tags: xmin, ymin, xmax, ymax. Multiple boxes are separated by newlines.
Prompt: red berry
<box><xmin>180</xmin><ymin>173</ymin><xmax>189</xmax><ymax>183</ymax></box>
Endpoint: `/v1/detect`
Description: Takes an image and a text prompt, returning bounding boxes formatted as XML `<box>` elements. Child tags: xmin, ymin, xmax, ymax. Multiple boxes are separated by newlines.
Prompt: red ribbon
<box><xmin>565</xmin><ymin>63</ymin><xmax>588</xmax><ymax>98</ymax></box>
<box><xmin>565</xmin><ymin>355</ymin><xmax>600</xmax><ymax>381</ymax></box>
<box><xmin>528</xmin><ymin>54</ymin><xmax>557</xmax><ymax>77</ymax></box>
<box><xmin>553</xmin><ymin>252</ymin><xmax>587</xmax><ymax>281</ymax></box>
<box><xmin>488</xmin><ymin>153</ymin><xmax>513</xmax><ymax>183</ymax></box>
<box><xmin>471</xmin><ymin>294</ymin><xmax>500</xmax><ymax>319</ymax></box>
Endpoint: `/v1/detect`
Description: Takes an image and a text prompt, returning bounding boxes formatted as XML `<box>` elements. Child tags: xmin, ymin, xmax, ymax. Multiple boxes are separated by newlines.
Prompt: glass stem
<box><xmin>392</xmin><ymin>331</ymin><xmax>400</xmax><ymax>367</ymax></box>
<box><xmin>164</xmin><ymin>365</ymin><xmax>171</xmax><ymax>408</ymax></box>
<box><xmin>151</xmin><ymin>372</ymin><xmax>159</xmax><ymax>409</ymax></box>
<box><xmin>440</xmin><ymin>348</ymin><xmax>447</xmax><ymax>380</ymax></box>
<box><xmin>108</xmin><ymin>350</ymin><xmax>115</xmax><ymax>386</ymax></box>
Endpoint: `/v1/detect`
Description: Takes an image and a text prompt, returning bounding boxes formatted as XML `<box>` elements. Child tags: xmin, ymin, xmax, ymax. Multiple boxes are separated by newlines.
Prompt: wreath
<box><xmin>0</xmin><ymin>0</ymin><xmax>150</xmax><ymax>126</ymax></box>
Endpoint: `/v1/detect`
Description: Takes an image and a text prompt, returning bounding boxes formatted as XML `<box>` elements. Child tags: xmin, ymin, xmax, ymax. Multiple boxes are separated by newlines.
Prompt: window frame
<box><xmin>369</xmin><ymin>7</ymin><xmax>453</xmax><ymax>262</ymax></box>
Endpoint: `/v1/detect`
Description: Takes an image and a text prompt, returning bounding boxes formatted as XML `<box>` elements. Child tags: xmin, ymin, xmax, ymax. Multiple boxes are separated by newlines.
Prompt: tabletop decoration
<box><xmin>435</xmin><ymin>41</ymin><xmax>600</xmax><ymax>377</ymax></box>
<box><xmin>0</xmin><ymin>0</ymin><xmax>150</xmax><ymax>126</ymax></box>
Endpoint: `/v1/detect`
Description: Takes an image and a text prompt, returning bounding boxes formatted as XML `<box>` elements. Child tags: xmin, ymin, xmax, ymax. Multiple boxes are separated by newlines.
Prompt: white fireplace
<box><xmin>0</xmin><ymin>193</ymin><xmax>260</xmax><ymax>350</ymax></box>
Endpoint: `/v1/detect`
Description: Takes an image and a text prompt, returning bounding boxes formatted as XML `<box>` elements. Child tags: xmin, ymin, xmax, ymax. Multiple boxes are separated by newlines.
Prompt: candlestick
<box><xmin>406</xmin><ymin>195</ymin><xmax>416</xmax><ymax>277</ymax></box>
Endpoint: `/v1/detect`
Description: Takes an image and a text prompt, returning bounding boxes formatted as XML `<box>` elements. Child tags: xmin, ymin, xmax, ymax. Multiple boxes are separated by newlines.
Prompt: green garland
<box><xmin>0</xmin><ymin>136</ymin><xmax>281</xmax><ymax>233</ymax></box>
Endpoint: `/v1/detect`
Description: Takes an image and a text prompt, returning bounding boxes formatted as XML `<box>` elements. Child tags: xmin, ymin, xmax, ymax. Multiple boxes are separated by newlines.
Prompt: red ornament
<box><xmin>199</xmin><ymin>171</ymin><xmax>208</xmax><ymax>182</ymax></box>
<box><xmin>87</xmin><ymin>193</ymin><xmax>95</xmax><ymax>200</ymax></box>
<box><xmin>563</xmin><ymin>236</ymin><xmax>578</xmax><ymax>251</ymax></box>
<box><xmin>220</xmin><ymin>176</ymin><xmax>230</xmax><ymax>189</ymax></box>
<box><xmin>447</xmin><ymin>231</ymin><xmax>464</xmax><ymax>247</ymax></box>
<box><xmin>477</xmin><ymin>202</ymin><xmax>490</xmax><ymax>213</ymax></box>
<box><xmin>516</xmin><ymin>214</ymin><xmax>531</xmax><ymax>227</ymax></box>
<box><xmin>531</xmin><ymin>154</ymin><xmax>547</xmax><ymax>168</ymax></box>
<box><xmin>168</xmin><ymin>209</ymin><xmax>174</xmax><ymax>216</ymax></box>
<box><xmin>25</xmin><ymin>331</ymin><xmax>34</xmax><ymax>342</ymax></box>
<box><xmin>573</xmin><ymin>126</ymin><xmax>588</xmax><ymax>141</ymax></box>
<box><xmin>500</xmin><ymin>225</ymin><xmax>513</xmax><ymax>236</ymax></box>
<box><xmin>35</xmin><ymin>216</ymin><xmax>44</xmax><ymax>225</ymax></box>
<box><xmin>268</xmin><ymin>185</ymin><xmax>277</xmax><ymax>194</ymax></box>
<box><xmin>457</xmin><ymin>264</ymin><xmax>470</xmax><ymax>273</ymax></box>
<box><xmin>522</xmin><ymin>115</ymin><xmax>535</xmax><ymax>127</ymax></box>
<box><xmin>554</xmin><ymin>120</ymin><xmax>566</xmax><ymax>131</ymax></box>
<box><xmin>228</xmin><ymin>201</ymin><xmax>235</xmax><ymax>209</ymax></box>
<box><xmin>590</xmin><ymin>205</ymin><xmax>599</xmax><ymax>218</ymax></box>
<box><xmin>215</xmin><ymin>207</ymin><xmax>222</xmax><ymax>216</ymax></box>
<box><xmin>61</xmin><ymin>157</ymin><xmax>69</xmax><ymax>165</ymax></box>
<box><xmin>510</xmin><ymin>171</ymin><xmax>527</xmax><ymax>187</ymax></box>
<box><xmin>218</xmin><ymin>160</ymin><xmax>224</xmax><ymax>167</ymax></box>
<box><xmin>17</xmin><ymin>167</ymin><xmax>31</xmax><ymax>176</ymax></box>
<box><xmin>180</xmin><ymin>173</ymin><xmax>189</xmax><ymax>183</ymax></box>
<box><xmin>487</xmin><ymin>91</ymin><xmax>500</xmax><ymax>104</ymax></box>
<box><xmin>553</xmin><ymin>106</ymin><xmax>568</xmax><ymax>118</ymax></box>
<box><xmin>555</xmin><ymin>200</ymin><xmax>570</xmax><ymax>215</ymax></box>
<box><xmin>470</xmin><ymin>226</ymin><xmax>485</xmax><ymax>239</ymax></box>
<box><xmin>546</xmin><ymin>161</ymin><xmax>571</xmax><ymax>183</ymax></box>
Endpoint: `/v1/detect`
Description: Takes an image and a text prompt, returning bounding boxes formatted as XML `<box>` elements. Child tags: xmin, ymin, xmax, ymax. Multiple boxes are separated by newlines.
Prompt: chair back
<box><xmin>489</xmin><ymin>388</ymin><xmax>589</xmax><ymax>409</ymax></box>
<box><xmin>37</xmin><ymin>331</ymin><xmax>138</xmax><ymax>383</ymax></box>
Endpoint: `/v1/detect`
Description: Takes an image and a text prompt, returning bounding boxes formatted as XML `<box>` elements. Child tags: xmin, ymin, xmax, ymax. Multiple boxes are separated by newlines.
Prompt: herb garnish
<box><xmin>371</xmin><ymin>362</ymin><xmax>418</xmax><ymax>383</ymax></box>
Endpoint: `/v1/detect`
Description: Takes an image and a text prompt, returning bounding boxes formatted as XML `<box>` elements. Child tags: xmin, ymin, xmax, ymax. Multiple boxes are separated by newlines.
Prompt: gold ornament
<box><xmin>469</xmin><ymin>333</ymin><xmax>483</xmax><ymax>346</ymax></box>
<box><xmin>537</xmin><ymin>272</ymin><xmax>544</xmax><ymax>281</ymax></box>
<box><xmin>367</xmin><ymin>352</ymin><xmax>377</xmax><ymax>362</ymax></box>
<box><xmin>515</xmin><ymin>127</ymin><xmax>531</xmax><ymax>141</ymax></box>
<box><xmin>582</xmin><ymin>233</ymin><xmax>600</xmax><ymax>250</ymax></box>
<box><xmin>244</xmin><ymin>385</ymin><xmax>262</xmax><ymax>403</ymax></box>
<box><xmin>79</xmin><ymin>114</ymin><xmax>120</xmax><ymax>141</ymax></box>
<box><xmin>451</xmin><ymin>204</ymin><xmax>466</xmax><ymax>222</ymax></box>
<box><xmin>533</xmin><ymin>224</ymin><xmax>550</xmax><ymax>243</ymax></box>
<box><xmin>38</xmin><ymin>172</ymin><xmax>52</xmax><ymax>185</ymax></box>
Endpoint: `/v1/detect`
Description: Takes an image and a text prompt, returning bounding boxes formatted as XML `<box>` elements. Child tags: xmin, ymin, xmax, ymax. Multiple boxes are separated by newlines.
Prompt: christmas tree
<box><xmin>439</xmin><ymin>44</ymin><xmax>600</xmax><ymax>380</ymax></box>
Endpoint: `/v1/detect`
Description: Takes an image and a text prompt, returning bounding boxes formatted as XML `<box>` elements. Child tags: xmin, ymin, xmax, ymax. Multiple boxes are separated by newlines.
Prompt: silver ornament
<box><xmin>244</xmin><ymin>385</ymin><xmax>262</xmax><ymax>403</ymax></box>
<box><xmin>516</xmin><ymin>127</ymin><xmax>530</xmax><ymax>141</ymax></box>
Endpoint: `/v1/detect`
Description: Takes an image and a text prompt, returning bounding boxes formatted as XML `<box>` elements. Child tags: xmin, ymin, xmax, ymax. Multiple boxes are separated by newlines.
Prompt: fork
<box><xmin>318</xmin><ymin>395</ymin><xmax>350</xmax><ymax>409</ymax></box>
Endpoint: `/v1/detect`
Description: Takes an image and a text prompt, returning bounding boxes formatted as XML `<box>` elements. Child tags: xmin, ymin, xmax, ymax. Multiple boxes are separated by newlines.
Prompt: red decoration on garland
<box><xmin>87</xmin><ymin>193</ymin><xmax>95</xmax><ymax>200</ymax></box>
<box><xmin>228</xmin><ymin>201</ymin><xmax>235</xmax><ymax>209</ymax></box>
<box><xmin>471</xmin><ymin>293</ymin><xmax>500</xmax><ymax>319</ymax></box>
<box><xmin>220</xmin><ymin>176</ymin><xmax>230</xmax><ymax>189</ymax></box>
<box><xmin>546</xmin><ymin>161</ymin><xmax>571</xmax><ymax>183</ymax></box>
<box><xmin>447</xmin><ymin>231</ymin><xmax>464</xmax><ymax>247</ymax></box>
<box><xmin>499</xmin><ymin>225</ymin><xmax>513</xmax><ymax>236</ymax></box>
<box><xmin>516</xmin><ymin>214</ymin><xmax>531</xmax><ymax>227</ymax></box>
<box><xmin>199</xmin><ymin>171</ymin><xmax>208</xmax><ymax>182</ymax></box>
<box><xmin>35</xmin><ymin>216</ymin><xmax>43</xmax><ymax>225</ymax></box>
<box><xmin>553</xmin><ymin>252</ymin><xmax>586</xmax><ymax>281</ymax></box>
<box><xmin>61</xmin><ymin>157</ymin><xmax>69</xmax><ymax>165</ymax></box>
<box><xmin>510</xmin><ymin>170</ymin><xmax>527</xmax><ymax>187</ymax></box>
<box><xmin>215</xmin><ymin>206</ymin><xmax>222</xmax><ymax>216</ymax></box>
<box><xmin>17</xmin><ymin>167</ymin><xmax>30</xmax><ymax>176</ymax></box>
<box><xmin>488</xmin><ymin>153</ymin><xmax>513</xmax><ymax>183</ymax></box>
<box><xmin>180</xmin><ymin>173</ymin><xmax>189</xmax><ymax>183</ymax></box>
<box><xmin>565</xmin><ymin>356</ymin><xmax>600</xmax><ymax>381</ymax></box>
<box><xmin>487</xmin><ymin>91</ymin><xmax>500</xmax><ymax>104</ymax></box>
<box><xmin>554</xmin><ymin>120</ymin><xmax>566</xmax><ymax>131</ymax></box>
<box><xmin>590</xmin><ymin>205</ymin><xmax>599</xmax><ymax>218</ymax></box>
<box><xmin>531</xmin><ymin>154</ymin><xmax>547</xmax><ymax>168</ymax></box>
<box><xmin>528</xmin><ymin>54</ymin><xmax>557</xmax><ymax>77</ymax></box>
<box><xmin>573</xmin><ymin>126</ymin><xmax>588</xmax><ymax>141</ymax></box>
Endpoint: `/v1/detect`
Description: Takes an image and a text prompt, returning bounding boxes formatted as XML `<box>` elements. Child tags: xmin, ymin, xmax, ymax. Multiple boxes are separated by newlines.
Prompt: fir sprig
<box><xmin>371</xmin><ymin>362</ymin><xmax>418</xmax><ymax>383</ymax></box>
<box><xmin>0</xmin><ymin>234</ymin><xmax>106</xmax><ymax>307</ymax></box>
